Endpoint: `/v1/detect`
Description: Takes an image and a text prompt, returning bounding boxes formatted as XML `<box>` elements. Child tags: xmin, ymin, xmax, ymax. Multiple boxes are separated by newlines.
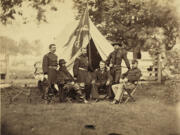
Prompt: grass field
<box><xmin>1</xmin><ymin>82</ymin><xmax>180</xmax><ymax>135</ymax></box>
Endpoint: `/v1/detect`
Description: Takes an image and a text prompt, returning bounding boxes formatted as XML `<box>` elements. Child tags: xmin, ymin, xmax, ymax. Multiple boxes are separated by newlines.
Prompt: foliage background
<box><xmin>0</xmin><ymin>0</ymin><xmax>180</xmax><ymax>76</ymax></box>
<box><xmin>73</xmin><ymin>0</ymin><xmax>180</xmax><ymax>53</ymax></box>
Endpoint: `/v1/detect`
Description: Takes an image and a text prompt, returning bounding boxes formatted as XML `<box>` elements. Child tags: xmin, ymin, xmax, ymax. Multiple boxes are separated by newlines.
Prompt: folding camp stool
<box><xmin>119</xmin><ymin>81</ymin><xmax>141</xmax><ymax>104</ymax></box>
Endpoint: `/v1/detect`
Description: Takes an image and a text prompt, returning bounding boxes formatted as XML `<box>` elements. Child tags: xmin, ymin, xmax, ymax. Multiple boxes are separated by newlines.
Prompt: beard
<box><xmin>60</xmin><ymin>66</ymin><xmax>70</xmax><ymax>75</ymax></box>
<box><xmin>60</xmin><ymin>66</ymin><xmax>67</xmax><ymax>71</ymax></box>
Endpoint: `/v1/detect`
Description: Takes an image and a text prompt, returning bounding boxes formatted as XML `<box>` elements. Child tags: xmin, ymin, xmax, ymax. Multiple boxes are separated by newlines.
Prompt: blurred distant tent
<box><xmin>55</xmin><ymin>7</ymin><xmax>114</xmax><ymax>72</ymax></box>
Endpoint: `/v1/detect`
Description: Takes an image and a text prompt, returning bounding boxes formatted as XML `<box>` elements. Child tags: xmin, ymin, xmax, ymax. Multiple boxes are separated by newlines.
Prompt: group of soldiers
<box><xmin>41</xmin><ymin>42</ymin><xmax>141</xmax><ymax>104</ymax></box>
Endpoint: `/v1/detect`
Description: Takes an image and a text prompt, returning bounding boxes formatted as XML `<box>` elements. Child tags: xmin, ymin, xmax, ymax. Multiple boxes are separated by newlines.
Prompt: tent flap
<box><xmin>55</xmin><ymin>17</ymin><xmax>114</xmax><ymax>73</ymax></box>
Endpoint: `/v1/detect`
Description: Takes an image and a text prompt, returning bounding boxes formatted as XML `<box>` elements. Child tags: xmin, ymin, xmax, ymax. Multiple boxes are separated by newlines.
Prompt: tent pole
<box><xmin>87</xmin><ymin>2</ymin><xmax>92</xmax><ymax>70</ymax></box>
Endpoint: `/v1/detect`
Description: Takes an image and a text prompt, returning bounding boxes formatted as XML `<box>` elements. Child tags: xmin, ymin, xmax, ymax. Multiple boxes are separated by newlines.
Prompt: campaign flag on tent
<box><xmin>65</xmin><ymin>7</ymin><xmax>90</xmax><ymax>58</ymax></box>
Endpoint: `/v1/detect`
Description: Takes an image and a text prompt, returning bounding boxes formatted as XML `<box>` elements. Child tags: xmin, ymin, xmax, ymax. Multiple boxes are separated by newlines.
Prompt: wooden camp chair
<box><xmin>120</xmin><ymin>81</ymin><xmax>141</xmax><ymax>104</ymax></box>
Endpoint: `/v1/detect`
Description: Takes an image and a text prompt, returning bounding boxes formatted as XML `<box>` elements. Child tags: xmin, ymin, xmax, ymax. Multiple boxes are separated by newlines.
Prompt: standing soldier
<box><xmin>73</xmin><ymin>48</ymin><xmax>92</xmax><ymax>103</ymax></box>
<box><xmin>106</xmin><ymin>42</ymin><xmax>131</xmax><ymax>84</ymax></box>
<box><xmin>42</xmin><ymin>44</ymin><xmax>58</xmax><ymax>98</ymax></box>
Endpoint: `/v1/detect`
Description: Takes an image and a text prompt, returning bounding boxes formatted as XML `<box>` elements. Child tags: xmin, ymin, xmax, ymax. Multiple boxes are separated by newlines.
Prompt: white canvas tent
<box><xmin>34</xmin><ymin>8</ymin><xmax>160</xmax><ymax>82</ymax></box>
<box><xmin>36</xmin><ymin>16</ymin><xmax>155</xmax><ymax>81</ymax></box>
<box><xmin>55</xmin><ymin>18</ymin><xmax>114</xmax><ymax>73</ymax></box>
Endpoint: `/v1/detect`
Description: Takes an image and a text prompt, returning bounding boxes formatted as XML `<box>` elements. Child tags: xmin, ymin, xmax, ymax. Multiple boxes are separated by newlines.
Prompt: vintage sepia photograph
<box><xmin>0</xmin><ymin>0</ymin><xmax>180</xmax><ymax>135</ymax></box>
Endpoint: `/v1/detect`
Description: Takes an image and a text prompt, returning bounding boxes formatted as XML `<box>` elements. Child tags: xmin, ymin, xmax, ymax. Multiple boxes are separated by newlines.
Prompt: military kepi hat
<box><xmin>59</xmin><ymin>59</ymin><xmax>66</xmax><ymax>65</ymax></box>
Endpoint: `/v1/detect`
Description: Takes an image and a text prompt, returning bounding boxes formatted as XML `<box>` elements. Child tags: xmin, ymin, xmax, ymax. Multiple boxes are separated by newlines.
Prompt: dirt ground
<box><xmin>1</xmin><ymin>82</ymin><xmax>180</xmax><ymax>135</ymax></box>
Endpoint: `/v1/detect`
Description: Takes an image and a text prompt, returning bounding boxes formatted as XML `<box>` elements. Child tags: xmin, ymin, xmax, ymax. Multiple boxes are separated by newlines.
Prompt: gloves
<box><xmin>106</xmin><ymin>80</ymin><xmax>110</xmax><ymax>86</ymax></box>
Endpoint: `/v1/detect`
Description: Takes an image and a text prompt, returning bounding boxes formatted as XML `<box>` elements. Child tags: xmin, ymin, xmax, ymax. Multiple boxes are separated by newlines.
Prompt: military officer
<box><xmin>106</xmin><ymin>42</ymin><xmax>131</xmax><ymax>84</ymax></box>
<box><xmin>42</xmin><ymin>44</ymin><xmax>58</xmax><ymax>97</ymax></box>
<box><xmin>56</xmin><ymin>59</ymin><xmax>87</xmax><ymax>103</ymax></box>
<box><xmin>56</xmin><ymin>59</ymin><xmax>74</xmax><ymax>84</ymax></box>
<box><xmin>91</xmin><ymin>61</ymin><xmax>113</xmax><ymax>101</ymax></box>
<box><xmin>56</xmin><ymin>59</ymin><xmax>74</xmax><ymax>102</ymax></box>
<box><xmin>73</xmin><ymin>48</ymin><xmax>92</xmax><ymax>102</ymax></box>
<box><xmin>112</xmin><ymin>59</ymin><xmax>142</xmax><ymax>104</ymax></box>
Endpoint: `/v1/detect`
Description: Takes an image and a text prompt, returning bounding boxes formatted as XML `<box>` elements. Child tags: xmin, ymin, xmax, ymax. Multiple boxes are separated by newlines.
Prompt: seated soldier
<box><xmin>91</xmin><ymin>60</ymin><xmax>113</xmax><ymax>101</ymax></box>
<box><xmin>56</xmin><ymin>59</ymin><xmax>75</xmax><ymax>102</ymax></box>
<box><xmin>56</xmin><ymin>59</ymin><xmax>86</xmax><ymax>103</ymax></box>
<box><xmin>112</xmin><ymin>59</ymin><xmax>142</xmax><ymax>104</ymax></box>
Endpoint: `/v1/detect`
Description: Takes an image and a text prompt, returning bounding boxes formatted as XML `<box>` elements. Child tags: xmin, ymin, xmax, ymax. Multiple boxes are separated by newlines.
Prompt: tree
<box><xmin>0</xmin><ymin>36</ymin><xmax>18</xmax><ymax>55</ymax></box>
<box><xmin>0</xmin><ymin>0</ymin><xmax>61</xmax><ymax>25</ymax></box>
<box><xmin>73</xmin><ymin>0</ymin><xmax>180</xmax><ymax>53</ymax></box>
<box><xmin>166</xmin><ymin>49</ymin><xmax>180</xmax><ymax>73</ymax></box>
<box><xmin>0</xmin><ymin>36</ymin><xmax>43</xmax><ymax>56</ymax></box>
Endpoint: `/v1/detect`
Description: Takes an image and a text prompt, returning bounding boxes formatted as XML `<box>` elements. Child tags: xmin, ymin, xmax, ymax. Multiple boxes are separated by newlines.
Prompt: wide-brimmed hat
<box><xmin>59</xmin><ymin>59</ymin><xmax>66</xmax><ymax>65</ymax></box>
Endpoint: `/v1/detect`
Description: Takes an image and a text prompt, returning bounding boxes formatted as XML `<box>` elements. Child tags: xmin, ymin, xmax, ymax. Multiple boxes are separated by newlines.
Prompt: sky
<box><xmin>0</xmin><ymin>0</ymin><xmax>180</xmax><ymax>70</ymax></box>
<box><xmin>0</xmin><ymin>1</ymin><xmax>74</xmax><ymax>45</ymax></box>
<box><xmin>0</xmin><ymin>0</ymin><xmax>76</xmax><ymax>54</ymax></box>
<box><xmin>0</xmin><ymin>0</ymin><xmax>75</xmax><ymax>69</ymax></box>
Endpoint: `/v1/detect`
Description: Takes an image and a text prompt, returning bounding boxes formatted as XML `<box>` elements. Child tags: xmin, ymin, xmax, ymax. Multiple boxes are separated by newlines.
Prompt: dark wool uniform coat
<box><xmin>91</xmin><ymin>68</ymin><xmax>113</xmax><ymax>99</ymax></box>
<box><xmin>122</xmin><ymin>67</ymin><xmax>142</xmax><ymax>83</ymax></box>
<box><xmin>42</xmin><ymin>52</ymin><xmax>58</xmax><ymax>84</ymax></box>
<box><xmin>93</xmin><ymin>68</ymin><xmax>113</xmax><ymax>85</ymax></box>
<box><xmin>56</xmin><ymin>67</ymin><xmax>75</xmax><ymax>102</ymax></box>
<box><xmin>73</xmin><ymin>54</ymin><xmax>92</xmax><ymax>84</ymax></box>
<box><xmin>106</xmin><ymin>48</ymin><xmax>130</xmax><ymax>84</ymax></box>
<box><xmin>122</xmin><ymin>67</ymin><xmax>142</xmax><ymax>90</ymax></box>
<box><xmin>56</xmin><ymin>67</ymin><xmax>74</xmax><ymax>84</ymax></box>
